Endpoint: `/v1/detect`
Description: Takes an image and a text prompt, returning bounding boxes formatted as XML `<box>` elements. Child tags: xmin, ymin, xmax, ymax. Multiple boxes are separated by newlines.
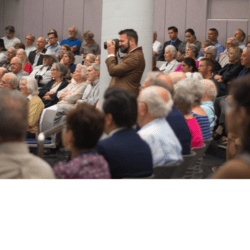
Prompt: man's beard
<box><xmin>68</xmin><ymin>34</ymin><xmax>75</xmax><ymax>39</ymax></box>
<box><xmin>120</xmin><ymin>41</ymin><xmax>130</xmax><ymax>53</ymax></box>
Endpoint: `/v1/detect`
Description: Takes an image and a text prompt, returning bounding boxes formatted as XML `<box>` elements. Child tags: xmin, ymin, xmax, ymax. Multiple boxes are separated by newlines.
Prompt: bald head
<box><xmin>1</xmin><ymin>73</ymin><xmax>18</xmax><ymax>89</ymax></box>
<box><xmin>36</xmin><ymin>37</ymin><xmax>46</xmax><ymax>50</ymax></box>
<box><xmin>0</xmin><ymin>67</ymin><xmax>8</xmax><ymax>81</ymax></box>
<box><xmin>169</xmin><ymin>72</ymin><xmax>186</xmax><ymax>85</ymax></box>
<box><xmin>200</xmin><ymin>79</ymin><xmax>217</xmax><ymax>101</ymax></box>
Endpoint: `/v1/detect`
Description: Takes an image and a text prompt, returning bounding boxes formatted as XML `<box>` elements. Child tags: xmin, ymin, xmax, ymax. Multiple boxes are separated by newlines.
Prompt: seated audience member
<box><xmin>53</xmin><ymin>103</ymin><xmax>111</xmax><ymax>179</ymax></box>
<box><xmin>2</xmin><ymin>47</ymin><xmax>16</xmax><ymax>71</ymax></box>
<box><xmin>47</xmin><ymin>29</ymin><xmax>60</xmax><ymax>44</ymax></box>
<box><xmin>200</xmin><ymin>79</ymin><xmax>218</xmax><ymax>130</ymax></box>
<box><xmin>190</xmin><ymin>80</ymin><xmax>211</xmax><ymax>140</ymax></box>
<box><xmin>159</xmin><ymin>45</ymin><xmax>180</xmax><ymax>73</ymax></box>
<box><xmin>16</xmin><ymin>49</ymin><xmax>32</xmax><ymax>74</ymax></box>
<box><xmin>198</xmin><ymin>58</ymin><xmax>223</xmax><ymax>97</ymax></box>
<box><xmin>38</xmin><ymin>62</ymin><xmax>69</xmax><ymax>108</ymax></box>
<box><xmin>159</xmin><ymin>26</ymin><xmax>182</xmax><ymax>61</ymax></box>
<box><xmin>175</xmin><ymin>44</ymin><xmax>199</xmax><ymax>72</ymax></box>
<box><xmin>178</xmin><ymin>28</ymin><xmax>201</xmax><ymax>57</ymax></box>
<box><xmin>10</xmin><ymin>57</ymin><xmax>29</xmax><ymax>83</ymax></box>
<box><xmin>1</xmin><ymin>25</ymin><xmax>21</xmax><ymax>50</ymax></box>
<box><xmin>80</xmin><ymin>30</ymin><xmax>101</xmax><ymax>58</ymax></box>
<box><xmin>0</xmin><ymin>73</ymin><xmax>18</xmax><ymax>90</ymax></box>
<box><xmin>214</xmin><ymin>47</ymin><xmax>243</xmax><ymax>95</ymax></box>
<box><xmin>94</xmin><ymin>55</ymin><xmax>100</xmax><ymax>64</ymax></box>
<box><xmin>238</xmin><ymin>47</ymin><xmax>250</xmax><ymax>77</ymax></box>
<box><xmin>234</xmin><ymin>28</ymin><xmax>246</xmax><ymax>50</ymax></box>
<box><xmin>176</xmin><ymin>50</ymin><xmax>184</xmax><ymax>62</ymax></box>
<box><xmin>0</xmin><ymin>39</ymin><xmax>7</xmax><ymax>66</ymax></box>
<box><xmin>219</xmin><ymin>38</ymin><xmax>239</xmax><ymax>68</ymax></box>
<box><xmin>83</xmin><ymin>53</ymin><xmax>96</xmax><ymax>66</ymax></box>
<box><xmin>179</xmin><ymin>58</ymin><xmax>202</xmax><ymax>79</ymax></box>
<box><xmin>45</xmin><ymin>31</ymin><xmax>61</xmax><ymax>56</ymax></box>
<box><xmin>197</xmin><ymin>39</ymin><xmax>215</xmax><ymax>61</ymax></box>
<box><xmin>61</xmin><ymin>51</ymin><xmax>76</xmax><ymax>74</ymax></box>
<box><xmin>30</xmin><ymin>49</ymin><xmax>58</xmax><ymax>87</ymax></box>
<box><xmin>58</xmin><ymin>44</ymin><xmax>71</xmax><ymax>61</ymax></box>
<box><xmin>60</xmin><ymin>27</ymin><xmax>81</xmax><ymax>55</ymax></box>
<box><xmin>97</xmin><ymin>88</ymin><xmax>153</xmax><ymax>178</ymax></box>
<box><xmin>0</xmin><ymin>67</ymin><xmax>8</xmax><ymax>83</ymax></box>
<box><xmin>197</xmin><ymin>29</ymin><xmax>224</xmax><ymax>61</ymax></box>
<box><xmin>142</xmin><ymin>71</ymin><xmax>191</xmax><ymax>154</ymax></box>
<box><xmin>56</xmin><ymin>65</ymin><xmax>88</xmax><ymax>108</ymax></box>
<box><xmin>14</xmin><ymin>42</ymin><xmax>25</xmax><ymax>50</ymax></box>
<box><xmin>152</xmin><ymin>31</ymin><xmax>162</xmax><ymax>57</ymax></box>
<box><xmin>28</xmin><ymin>37</ymin><xmax>47</xmax><ymax>67</ymax></box>
<box><xmin>211</xmin><ymin>76</ymin><xmax>250</xmax><ymax>179</ymax></box>
<box><xmin>137</xmin><ymin>86</ymin><xmax>182</xmax><ymax>166</ymax></box>
<box><xmin>77</xmin><ymin>63</ymin><xmax>100</xmax><ymax>106</ymax></box>
<box><xmin>19</xmin><ymin>76</ymin><xmax>44</xmax><ymax>138</ymax></box>
<box><xmin>0</xmin><ymin>89</ymin><xmax>54</xmax><ymax>179</ymax></box>
<box><xmin>174</xmin><ymin>78</ymin><xmax>203</xmax><ymax>148</ymax></box>
<box><xmin>152</xmin><ymin>55</ymin><xmax>159</xmax><ymax>71</ymax></box>
<box><xmin>25</xmin><ymin>34</ymin><xmax>36</xmax><ymax>57</ymax></box>
<box><xmin>204</xmin><ymin>46</ymin><xmax>221</xmax><ymax>72</ymax></box>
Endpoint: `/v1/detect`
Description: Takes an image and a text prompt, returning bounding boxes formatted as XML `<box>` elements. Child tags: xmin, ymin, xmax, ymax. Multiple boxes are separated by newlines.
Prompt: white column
<box><xmin>99</xmin><ymin>0</ymin><xmax>155</xmax><ymax>108</ymax></box>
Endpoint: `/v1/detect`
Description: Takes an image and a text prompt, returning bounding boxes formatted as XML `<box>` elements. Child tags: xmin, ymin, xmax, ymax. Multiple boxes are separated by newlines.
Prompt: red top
<box><xmin>24</xmin><ymin>62</ymin><xmax>32</xmax><ymax>74</ymax></box>
<box><xmin>185</xmin><ymin>116</ymin><xmax>203</xmax><ymax>148</ymax></box>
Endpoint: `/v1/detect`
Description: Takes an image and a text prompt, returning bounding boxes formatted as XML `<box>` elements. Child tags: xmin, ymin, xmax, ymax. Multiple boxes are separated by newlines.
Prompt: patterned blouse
<box><xmin>53</xmin><ymin>151</ymin><xmax>111</xmax><ymax>179</ymax></box>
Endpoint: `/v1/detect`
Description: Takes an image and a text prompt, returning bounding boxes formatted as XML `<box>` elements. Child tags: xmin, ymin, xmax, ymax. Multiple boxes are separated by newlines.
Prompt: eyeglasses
<box><xmin>25</xmin><ymin>38</ymin><xmax>33</xmax><ymax>41</ymax></box>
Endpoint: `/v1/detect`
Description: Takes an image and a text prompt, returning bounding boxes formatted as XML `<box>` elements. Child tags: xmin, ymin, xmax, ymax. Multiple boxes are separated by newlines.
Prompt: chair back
<box><xmin>203</xmin><ymin>138</ymin><xmax>213</xmax><ymax>152</ymax></box>
<box><xmin>75</xmin><ymin>55</ymin><xmax>83</xmax><ymax>65</ymax></box>
<box><xmin>153</xmin><ymin>165</ymin><xmax>179</xmax><ymax>179</ymax></box>
<box><xmin>171</xmin><ymin>151</ymin><xmax>197</xmax><ymax>178</ymax></box>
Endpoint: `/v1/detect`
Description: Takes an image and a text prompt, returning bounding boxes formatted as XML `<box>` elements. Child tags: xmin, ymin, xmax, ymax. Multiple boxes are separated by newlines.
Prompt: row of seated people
<box><xmin>1</xmin><ymin>25</ymin><xmax>101</xmax><ymax>57</ymax></box>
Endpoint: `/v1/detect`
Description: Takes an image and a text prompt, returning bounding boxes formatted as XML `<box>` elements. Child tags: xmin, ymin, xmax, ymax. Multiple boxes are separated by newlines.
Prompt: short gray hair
<box><xmin>53</xmin><ymin>62</ymin><xmax>68</xmax><ymax>78</ymax></box>
<box><xmin>205</xmin><ymin>46</ymin><xmax>217</xmax><ymax>59</ymax></box>
<box><xmin>5</xmin><ymin>73</ymin><xmax>18</xmax><ymax>89</ymax></box>
<box><xmin>86</xmin><ymin>53</ymin><xmax>96</xmax><ymax>62</ymax></box>
<box><xmin>69</xmin><ymin>26</ymin><xmax>78</xmax><ymax>34</ymax></box>
<box><xmin>88</xmin><ymin>63</ymin><xmax>100</xmax><ymax>71</ymax></box>
<box><xmin>187</xmin><ymin>44</ymin><xmax>199</xmax><ymax>58</ymax></box>
<box><xmin>26</xmin><ymin>33</ymin><xmax>35</xmax><ymax>41</ymax></box>
<box><xmin>21</xmin><ymin>76</ymin><xmax>38</xmax><ymax>95</ymax></box>
<box><xmin>82</xmin><ymin>30</ymin><xmax>94</xmax><ymax>39</ymax></box>
<box><xmin>139</xmin><ymin>86</ymin><xmax>173</xmax><ymax>118</ymax></box>
<box><xmin>165</xmin><ymin>45</ymin><xmax>177</xmax><ymax>58</ymax></box>
<box><xmin>200</xmin><ymin>79</ymin><xmax>217</xmax><ymax>101</ymax></box>
<box><xmin>76</xmin><ymin>64</ymin><xmax>88</xmax><ymax>81</ymax></box>
<box><xmin>8</xmin><ymin>47</ymin><xmax>16</xmax><ymax>55</ymax></box>
<box><xmin>228</xmin><ymin>37</ymin><xmax>239</xmax><ymax>47</ymax></box>
<box><xmin>0</xmin><ymin>89</ymin><xmax>28</xmax><ymax>141</ymax></box>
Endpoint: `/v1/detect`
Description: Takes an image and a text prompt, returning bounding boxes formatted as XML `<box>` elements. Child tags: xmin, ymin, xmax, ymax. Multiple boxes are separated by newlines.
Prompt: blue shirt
<box><xmin>197</xmin><ymin>40</ymin><xmax>225</xmax><ymax>61</ymax></box>
<box><xmin>191</xmin><ymin>113</ymin><xmax>211</xmax><ymax>140</ymax></box>
<box><xmin>45</xmin><ymin>44</ymin><xmax>61</xmax><ymax>55</ymax></box>
<box><xmin>138</xmin><ymin>118</ymin><xmax>183</xmax><ymax>166</ymax></box>
<box><xmin>170</xmin><ymin>38</ymin><xmax>178</xmax><ymax>46</ymax></box>
<box><xmin>60</xmin><ymin>38</ymin><xmax>82</xmax><ymax>55</ymax></box>
<box><xmin>201</xmin><ymin>101</ymin><xmax>216</xmax><ymax>130</ymax></box>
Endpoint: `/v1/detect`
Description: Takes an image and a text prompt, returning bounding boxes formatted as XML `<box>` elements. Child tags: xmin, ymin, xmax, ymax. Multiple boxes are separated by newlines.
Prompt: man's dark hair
<box><xmin>5</xmin><ymin>25</ymin><xmax>15</xmax><ymax>34</ymax></box>
<box><xmin>47</xmin><ymin>31</ymin><xmax>58</xmax><ymax>38</ymax></box>
<box><xmin>200</xmin><ymin>58</ymin><xmax>215</xmax><ymax>72</ymax></box>
<box><xmin>66</xmin><ymin>103</ymin><xmax>105</xmax><ymax>150</ymax></box>
<box><xmin>119</xmin><ymin>29</ymin><xmax>138</xmax><ymax>44</ymax></box>
<box><xmin>0</xmin><ymin>89</ymin><xmax>28</xmax><ymax>142</ymax></box>
<box><xmin>103</xmin><ymin>88</ymin><xmax>137</xmax><ymax>128</ymax></box>
<box><xmin>168</xmin><ymin>26</ymin><xmax>178</xmax><ymax>33</ymax></box>
<box><xmin>209</xmin><ymin>28</ymin><xmax>219</xmax><ymax>36</ymax></box>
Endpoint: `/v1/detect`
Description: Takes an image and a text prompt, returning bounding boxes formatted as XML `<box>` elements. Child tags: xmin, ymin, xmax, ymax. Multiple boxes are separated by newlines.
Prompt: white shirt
<box><xmin>159</xmin><ymin>59</ymin><xmax>180</xmax><ymax>74</ymax></box>
<box><xmin>25</xmin><ymin>45</ymin><xmax>36</xmax><ymax>57</ymax></box>
<box><xmin>0</xmin><ymin>51</ymin><xmax>7</xmax><ymax>65</ymax></box>
<box><xmin>153</xmin><ymin>40</ymin><xmax>162</xmax><ymax>55</ymax></box>
<box><xmin>1</xmin><ymin>36</ymin><xmax>21</xmax><ymax>50</ymax></box>
<box><xmin>30</xmin><ymin>65</ymin><xmax>52</xmax><ymax>86</ymax></box>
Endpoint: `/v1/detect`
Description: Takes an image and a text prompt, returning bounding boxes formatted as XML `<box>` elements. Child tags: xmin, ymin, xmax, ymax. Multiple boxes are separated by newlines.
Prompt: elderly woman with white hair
<box><xmin>204</xmin><ymin>46</ymin><xmax>221</xmax><ymax>72</ymax></box>
<box><xmin>16</xmin><ymin>48</ymin><xmax>32</xmax><ymax>73</ymax></box>
<box><xmin>80</xmin><ymin>30</ymin><xmax>100</xmax><ymax>58</ymax></box>
<box><xmin>173</xmin><ymin>78</ymin><xmax>203</xmax><ymax>148</ymax></box>
<box><xmin>20</xmin><ymin>76</ymin><xmax>44</xmax><ymax>138</ymax></box>
<box><xmin>159</xmin><ymin>45</ymin><xmax>180</xmax><ymax>73</ymax></box>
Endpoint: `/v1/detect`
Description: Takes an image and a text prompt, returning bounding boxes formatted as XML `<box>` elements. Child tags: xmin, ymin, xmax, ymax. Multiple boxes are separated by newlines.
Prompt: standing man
<box><xmin>25</xmin><ymin>34</ymin><xmax>36</xmax><ymax>57</ymax></box>
<box><xmin>45</xmin><ymin>32</ymin><xmax>61</xmax><ymax>56</ymax></box>
<box><xmin>152</xmin><ymin>31</ymin><xmax>162</xmax><ymax>57</ymax></box>
<box><xmin>1</xmin><ymin>26</ymin><xmax>21</xmax><ymax>50</ymax></box>
<box><xmin>106</xmin><ymin>29</ymin><xmax>145</xmax><ymax>97</ymax></box>
<box><xmin>60</xmin><ymin>27</ymin><xmax>82</xmax><ymax>55</ymax></box>
<box><xmin>197</xmin><ymin>28</ymin><xmax>225</xmax><ymax>61</ymax></box>
<box><xmin>158</xmin><ymin>26</ymin><xmax>182</xmax><ymax>61</ymax></box>
<box><xmin>28</xmin><ymin>37</ymin><xmax>47</xmax><ymax>67</ymax></box>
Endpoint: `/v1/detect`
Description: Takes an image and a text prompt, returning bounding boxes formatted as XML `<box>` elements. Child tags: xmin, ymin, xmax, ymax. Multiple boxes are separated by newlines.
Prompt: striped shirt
<box><xmin>191</xmin><ymin>113</ymin><xmax>211</xmax><ymax>140</ymax></box>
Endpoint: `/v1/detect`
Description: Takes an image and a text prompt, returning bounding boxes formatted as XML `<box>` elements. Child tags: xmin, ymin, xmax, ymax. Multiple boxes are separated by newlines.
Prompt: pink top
<box><xmin>174</xmin><ymin>61</ymin><xmax>199</xmax><ymax>72</ymax></box>
<box><xmin>24</xmin><ymin>62</ymin><xmax>32</xmax><ymax>74</ymax></box>
<box><xmin>185</xmin><ymin>116</ymin><xmax>203</xmax><ymax>148</ymax></box>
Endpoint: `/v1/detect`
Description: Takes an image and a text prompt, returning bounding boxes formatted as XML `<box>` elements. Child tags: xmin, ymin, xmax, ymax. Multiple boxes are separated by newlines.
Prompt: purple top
<box><xmin>54</xmin><ymin>153</ymin><xmax>111</xmax><ymax>179</ymax></box>
<box><xmin>174</xmin><ymin>61</ymin><xmax>199</xmax><ymax>72</ymax></box>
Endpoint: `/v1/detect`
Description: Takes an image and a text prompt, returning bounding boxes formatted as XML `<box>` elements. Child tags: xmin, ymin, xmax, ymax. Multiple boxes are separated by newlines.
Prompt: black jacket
<box><xmin>158</xmin><ymin>38</ymin><xmax>182</xmax><ymax>61</ymax></box>
<box><xmin>28</xmin><ymin>48</ymin><xmax>47</xmax><ymax>67</ymax></box>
